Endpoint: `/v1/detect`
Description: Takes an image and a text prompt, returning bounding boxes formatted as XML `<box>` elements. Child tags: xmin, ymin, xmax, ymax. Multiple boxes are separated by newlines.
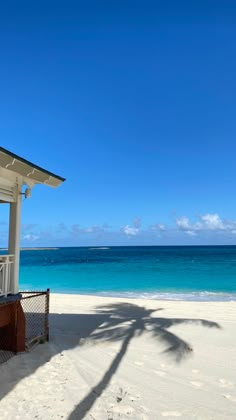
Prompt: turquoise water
<box><xmin>18</xmin><ymin>246</ymin><xmax>236</xmax><ymax>301</ymax></box>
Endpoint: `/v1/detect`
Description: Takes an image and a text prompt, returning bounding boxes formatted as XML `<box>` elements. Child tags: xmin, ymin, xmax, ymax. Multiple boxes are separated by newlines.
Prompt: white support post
<box><xmin>8</xmin><ymin>185</ymin><xmax>22</xmax><ymax>294</ymax></box>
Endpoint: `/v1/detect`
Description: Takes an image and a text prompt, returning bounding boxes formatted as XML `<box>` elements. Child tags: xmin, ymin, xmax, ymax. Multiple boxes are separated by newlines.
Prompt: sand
<box><xmin>0</xmin><ymin>294</ymin><xmax>236</xmax><ymax>419</ymax></box>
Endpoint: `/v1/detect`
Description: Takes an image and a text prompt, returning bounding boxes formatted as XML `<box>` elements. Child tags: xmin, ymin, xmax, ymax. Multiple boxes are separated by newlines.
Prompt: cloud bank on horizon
<box><xmin>0</xmin><ymin>213</ymin><xmax>235</xmax><ymax>247</ymax></box>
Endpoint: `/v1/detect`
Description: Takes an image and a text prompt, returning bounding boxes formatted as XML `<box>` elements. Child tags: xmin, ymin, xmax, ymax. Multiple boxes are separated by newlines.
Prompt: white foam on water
<box><xmin>94</xmin><ymin>290</ymin><xmax>236</xmax><ymax>301</ymax></box>
<box><xmin>89</xmin><ymin>247</ymin><xmax>110</xmax><ymax>250</ymax></box>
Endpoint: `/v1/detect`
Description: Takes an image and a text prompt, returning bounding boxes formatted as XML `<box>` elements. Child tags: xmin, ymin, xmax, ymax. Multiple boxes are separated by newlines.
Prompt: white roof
<box><xmin>0</xmin><ymin>147</ymin><xmax>65</xmax><ymax>188</ymax></box>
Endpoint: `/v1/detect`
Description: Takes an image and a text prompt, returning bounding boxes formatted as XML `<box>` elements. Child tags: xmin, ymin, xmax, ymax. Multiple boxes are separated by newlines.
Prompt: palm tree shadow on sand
<box><xmin>69</xmin><ymin>302</ymin><xmax>221</xmax><ymax>420</ymax></box>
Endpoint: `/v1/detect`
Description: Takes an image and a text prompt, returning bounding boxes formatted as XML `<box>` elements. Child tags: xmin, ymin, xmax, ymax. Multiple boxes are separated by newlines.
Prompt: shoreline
<box><xmin>35</xmin><ymin>289</ymin><xmax>236</xmax><ymax>302</ymax></box>
<box><xmin>50</xmin><ymin>292</ymin><xmax>236</xmax><ymax>311</ymax></box>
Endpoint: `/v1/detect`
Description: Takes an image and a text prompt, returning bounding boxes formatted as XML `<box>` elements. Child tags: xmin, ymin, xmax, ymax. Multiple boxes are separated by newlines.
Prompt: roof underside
<box><xmin>0</xmin><ymin>147</ymin><xmax>65</xmax><ymax>187</ymax></box>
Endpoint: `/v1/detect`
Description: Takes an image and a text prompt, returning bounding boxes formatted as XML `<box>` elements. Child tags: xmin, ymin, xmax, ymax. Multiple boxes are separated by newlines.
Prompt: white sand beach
<box><xmin>0</xmin><ymin>294</ymin><xmax>236</xmax><ymax>419</ymax></box>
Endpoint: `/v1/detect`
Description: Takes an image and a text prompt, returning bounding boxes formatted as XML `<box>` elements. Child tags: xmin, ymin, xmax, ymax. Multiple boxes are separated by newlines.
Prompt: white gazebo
<box><xmin>0</xmin><ymin>147</ymin><xmax>65</xmax><ymax>297</ymax></box>
<box><xmin>0</xmin><ymin>147</ymin><xmax>65</xmax><ymax>353</ymax></box>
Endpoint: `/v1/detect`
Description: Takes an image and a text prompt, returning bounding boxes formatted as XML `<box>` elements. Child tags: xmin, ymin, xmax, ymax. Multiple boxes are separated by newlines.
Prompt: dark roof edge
<box><xmin>0</xmin><ymin>147</ymin><xmax>66</xmax><ymax>182</ymax></box>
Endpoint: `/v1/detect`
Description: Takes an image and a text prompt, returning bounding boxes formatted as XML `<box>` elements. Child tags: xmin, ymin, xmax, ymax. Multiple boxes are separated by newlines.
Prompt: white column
<box><xmin>8</xmin><ymin>185</ymin><xmax>22</xmax><ymax>294</ymax></box>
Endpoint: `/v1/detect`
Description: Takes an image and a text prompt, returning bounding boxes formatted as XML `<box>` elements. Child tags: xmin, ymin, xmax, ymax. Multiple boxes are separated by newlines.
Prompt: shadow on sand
<box><xmin>0</xmin><ymin>302</ymin><xmax>221</xmax><ymax>419</ymax></box>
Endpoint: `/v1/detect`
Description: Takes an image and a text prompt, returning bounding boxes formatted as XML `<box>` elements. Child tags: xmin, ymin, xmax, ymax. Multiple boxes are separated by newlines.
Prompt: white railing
<box><xmin>0</xmin><ymin>254</ymin><xmax>14</xmax><ymax>297</ymax></box>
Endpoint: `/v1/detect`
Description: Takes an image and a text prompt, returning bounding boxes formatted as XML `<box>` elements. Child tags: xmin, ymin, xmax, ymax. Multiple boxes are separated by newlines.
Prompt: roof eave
<box><xmin>0</xmin><ymin>147</ymin><xmax>65</xmax><ymax>188</ymax></box>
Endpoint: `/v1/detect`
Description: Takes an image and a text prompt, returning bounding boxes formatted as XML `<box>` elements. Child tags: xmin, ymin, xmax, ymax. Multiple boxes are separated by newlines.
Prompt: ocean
<box><xmin>18</xmin><ymin>246</ymin><xmax>236</xmax><ymax>301</ymax></box>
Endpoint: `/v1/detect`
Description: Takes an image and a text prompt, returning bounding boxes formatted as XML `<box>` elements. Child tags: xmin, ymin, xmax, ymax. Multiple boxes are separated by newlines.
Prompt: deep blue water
<box><xmin>18</xmin><ymin>246</ymin><xmax>236</xmax><ymax>301</ymax></box>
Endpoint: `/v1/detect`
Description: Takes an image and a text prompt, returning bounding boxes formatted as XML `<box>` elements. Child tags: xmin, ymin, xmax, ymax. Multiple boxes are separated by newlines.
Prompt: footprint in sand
<box><xmin>112</xmin><ymin>404</ymin><xmax>135</xmax><ymax>414</ymax></box>
<box><xmin>190</xmin><ymin>381</ymin><xmax>203</xmax><ymax>388</ymax></box>
<box><xmin>219</xmin><ymin>379</ymin><xmax>234</xmax><ymax>388</ymax></box>
<box><xmin>129</xmin><ymin>396</ymin><xmax>139</xmax><ymax>402</ymax></box>
<box><xmin>162</xmin><ymin>411</ymin><xmax>182</xmax><ymax>417</ymax></box>
<box><xmin>222</xmin><ymin>394</ymin><xmax>236</xmax><ymax>402</ymax></box>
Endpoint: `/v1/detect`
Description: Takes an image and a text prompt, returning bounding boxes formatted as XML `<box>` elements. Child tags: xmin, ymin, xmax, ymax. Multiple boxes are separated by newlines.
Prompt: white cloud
<box><xmin>16</xmin><ymin>213</ymin><xmax>236</xmax><ymax>246</ymax></box>
<box><xmin>199</xmin><ymin>214</ymin><xmax>224</xmax><ymax>230</ymax></box>
<box><xmin>83</xmin><ymin>227</ymin><xmax>95</xmax><ymax>233</ymax></box>
<box><xmin>121</xmin><ymin>225</ymin><xmax>139</xmax><ymax>236</ymax></box>
<box><xmin>150</xmin><ymin>223</ymin><xmax>166</xmax><ymax>231</ymax></box>
<box><xmin>176</xmin><ymin>213</ymin><xmax>236</xmax><ymax>234</ymax></box>
<box><xmin>23</xmin><ymin>234</ymin><xmax>39</xmax><ymax>241</ymax></box>
<box><xmin>83</xmin><ymin>225</ymin><xmax>103</xmax><ymax>233</ymax></box>
<box><xmin>176</xmin><ymin>216</ymin><xmax>191</xmax><ymax>230</ymax></box>
<box><xmin>186</xmin><ymin>230</ymin><xmax>197</xmax><ymax>237</ymax></box>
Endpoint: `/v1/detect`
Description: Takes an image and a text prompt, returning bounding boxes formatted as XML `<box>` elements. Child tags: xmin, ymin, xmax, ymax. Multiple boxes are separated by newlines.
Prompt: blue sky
<box><xmin>1</xmin><ymin>1</ymin><xmax>236</xmax><ymax>246</ymax></box>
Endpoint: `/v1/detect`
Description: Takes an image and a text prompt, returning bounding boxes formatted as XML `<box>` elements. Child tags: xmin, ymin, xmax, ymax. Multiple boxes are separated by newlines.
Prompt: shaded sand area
<box><xmin>0</xmin><ymin>294</ymin><xmax>236</xmax><ymax>419</ymax></box>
